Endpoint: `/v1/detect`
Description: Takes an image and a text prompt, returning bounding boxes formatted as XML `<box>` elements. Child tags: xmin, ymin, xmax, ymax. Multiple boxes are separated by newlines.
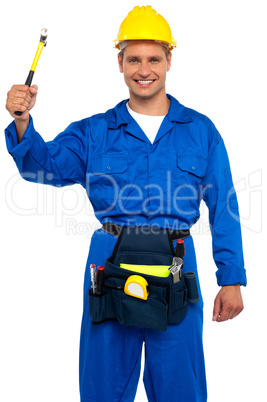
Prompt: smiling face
<box><xmin>118</xmin><ymin>41</ymin><xmax>172</xmax><ymax>103</ymax></box>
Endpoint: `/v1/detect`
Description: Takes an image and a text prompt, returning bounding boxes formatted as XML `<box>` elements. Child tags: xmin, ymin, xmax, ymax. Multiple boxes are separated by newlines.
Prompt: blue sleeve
<box><xmin>5</xmin><ymin>115</ymin><xmax>88</xmax><ymax>187</ymax></box>
<box><xmin>202</xmin><ymin>125</ymin><xmax>247</xmax><ymax>287</ymax></box>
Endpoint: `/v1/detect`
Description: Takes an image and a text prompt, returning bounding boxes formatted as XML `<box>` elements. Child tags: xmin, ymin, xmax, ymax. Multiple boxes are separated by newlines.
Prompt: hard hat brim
<box><xmin>113</xmin><ymin>39</ymin><xmax>176</xmax><ymax>51</ymax></box>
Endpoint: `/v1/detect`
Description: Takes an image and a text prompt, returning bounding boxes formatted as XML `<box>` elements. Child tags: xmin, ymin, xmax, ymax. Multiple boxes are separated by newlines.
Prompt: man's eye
<box><xmin>130</xmin><ymin>59</ymin><xmax>138</xmax><ymax>63</ymax></box>
<box><xmin>151</xmin><ymin>58</ymin><xmax>159</xmax><ymax>63</ymax></box>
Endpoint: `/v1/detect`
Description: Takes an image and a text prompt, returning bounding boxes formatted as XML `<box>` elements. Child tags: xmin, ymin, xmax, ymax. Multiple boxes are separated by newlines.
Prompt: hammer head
<box><xmin>40</xmin><ymin>28</ymin><xmax>48</xmax><ymax>45</ymax></box>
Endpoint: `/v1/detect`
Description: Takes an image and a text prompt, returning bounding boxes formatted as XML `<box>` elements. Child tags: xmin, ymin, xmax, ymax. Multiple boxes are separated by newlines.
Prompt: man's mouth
<box><xmin>134</xmin><ymin>79</ymin><xmax>155</xmax><ymax>86</ymax></box>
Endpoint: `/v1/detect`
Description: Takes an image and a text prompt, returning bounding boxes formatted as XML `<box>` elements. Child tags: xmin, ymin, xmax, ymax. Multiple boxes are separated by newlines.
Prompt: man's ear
<box><xmin>118</xmin><ymin>53</ymin><xmax>123</xmax><ymax>73</ymax></box>
<box><xmin>167</xmin><ymin>52</ymin><xmax>172</xmax><ymax>72</ymax></box>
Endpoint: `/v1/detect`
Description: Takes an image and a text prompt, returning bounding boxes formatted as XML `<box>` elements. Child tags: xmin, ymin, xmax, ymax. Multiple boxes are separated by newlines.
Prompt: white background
<box><xmin>0</xmin><ymin>0</ymin><xmax>266</xmax><ymax>401</ymax></box>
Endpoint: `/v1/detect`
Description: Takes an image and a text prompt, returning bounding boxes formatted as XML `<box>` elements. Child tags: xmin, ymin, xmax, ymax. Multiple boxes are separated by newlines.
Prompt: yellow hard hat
<box><xmin>114</xmin><ymin>5</ymin><xmax>177</xmax><ymax>51</ymax></box>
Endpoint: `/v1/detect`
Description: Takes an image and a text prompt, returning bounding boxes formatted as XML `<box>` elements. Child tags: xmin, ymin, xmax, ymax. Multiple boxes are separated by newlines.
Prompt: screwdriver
<box><xmin>176</xmin><ymin>239</ymin><xmax>185</xmax><ymax>259</ymax></box>
<box><xmin>95</xmin><ymin>266</ymin><xmax>105</xmax><ymax>295</ymax></box>
<box><xmin>90</xmin><ymin>264</ymin><xmax>96</xmax><ymax>294</ymax></box>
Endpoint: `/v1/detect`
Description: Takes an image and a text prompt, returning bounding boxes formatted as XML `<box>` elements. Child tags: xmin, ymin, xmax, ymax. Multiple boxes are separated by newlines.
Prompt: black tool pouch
<box><xmin>88</xmin><ymin>226</ymin><xmax>199</xmax><ymax>331</ymax></box>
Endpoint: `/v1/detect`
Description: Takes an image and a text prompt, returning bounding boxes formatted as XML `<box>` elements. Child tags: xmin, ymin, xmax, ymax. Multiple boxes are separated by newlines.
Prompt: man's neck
<box><xmin>128</xmin><ymin>91</ymin><xmax>170</xmax><ymax>116</ymax></box>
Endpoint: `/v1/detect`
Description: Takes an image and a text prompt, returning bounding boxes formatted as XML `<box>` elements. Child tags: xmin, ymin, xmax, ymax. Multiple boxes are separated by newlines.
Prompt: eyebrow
<box><xmin>125</xmin><ymin>55</ymin><xmax>164</xmax><ymax>61</ymax></box>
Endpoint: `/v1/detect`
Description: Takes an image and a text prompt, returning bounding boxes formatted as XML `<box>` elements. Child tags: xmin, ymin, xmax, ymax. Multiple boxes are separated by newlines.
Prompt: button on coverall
<box><xmin>5</xmin><ymin>95</ymin><xmax>247</xmax><ymax>402</ymax></box>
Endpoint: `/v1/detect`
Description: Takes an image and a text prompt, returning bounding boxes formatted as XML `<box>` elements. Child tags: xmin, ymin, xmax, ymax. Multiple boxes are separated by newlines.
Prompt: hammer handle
<box><xmin>15</xmin><ymin>71</ymin><xmax>35</xmax><ymax>116</ymax></box>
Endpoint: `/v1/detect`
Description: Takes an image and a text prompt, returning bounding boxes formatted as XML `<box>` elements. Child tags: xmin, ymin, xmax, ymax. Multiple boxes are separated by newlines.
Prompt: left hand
<box><xmin>212</xmin><ymin>284</ymin><xmax>244</xmax><ymax>322</ymax></box>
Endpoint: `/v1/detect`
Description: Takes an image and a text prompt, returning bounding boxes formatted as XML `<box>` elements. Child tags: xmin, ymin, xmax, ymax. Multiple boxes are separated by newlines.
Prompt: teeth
<box><xmin>137</xmin><ymin>80</ymin><xmax>153</xmax><ymax>84</ymax></box>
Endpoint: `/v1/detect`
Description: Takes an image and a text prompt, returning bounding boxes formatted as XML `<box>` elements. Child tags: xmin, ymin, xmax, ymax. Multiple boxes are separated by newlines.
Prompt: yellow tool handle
<box><xmin>30</xmin><ymin>41</ymin><xmax>45</xmax><ymax>72</ymax></box>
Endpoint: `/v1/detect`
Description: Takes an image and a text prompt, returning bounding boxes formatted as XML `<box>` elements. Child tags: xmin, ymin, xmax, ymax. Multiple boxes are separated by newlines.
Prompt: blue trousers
<box><xmin>79</xmin><ymin>231</ymin><xmax>207</xmax><ymax>401</ymax></box>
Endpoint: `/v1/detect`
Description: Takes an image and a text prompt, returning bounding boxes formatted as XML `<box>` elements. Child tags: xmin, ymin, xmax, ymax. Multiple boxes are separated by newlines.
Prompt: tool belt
<box><xmin>88</xmin><ymin>224</ymin><xmax>199</xmax><ymax>331</ymax></box>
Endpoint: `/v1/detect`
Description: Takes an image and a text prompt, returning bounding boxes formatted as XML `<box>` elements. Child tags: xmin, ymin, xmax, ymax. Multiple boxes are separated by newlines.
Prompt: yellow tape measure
<box><xmin>124</xmin><ymin>275</ymin><xmax>149</xmax><ymax>300</ymax></box>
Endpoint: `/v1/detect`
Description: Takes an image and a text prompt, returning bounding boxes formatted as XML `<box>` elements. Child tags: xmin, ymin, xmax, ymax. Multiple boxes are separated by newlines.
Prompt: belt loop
<box><xmin>102</xmin><ymin>222</ymin><xmax>122</xmax><ymax>237</ymax></box>
<box><xmin>167</xmin><ymin>229</ymin><xmax>175</xmax><ymax>256</ymax></box>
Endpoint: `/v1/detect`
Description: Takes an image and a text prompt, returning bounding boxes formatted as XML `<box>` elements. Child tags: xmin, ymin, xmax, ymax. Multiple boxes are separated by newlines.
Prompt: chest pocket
<box><xmin>90</xmin><ymin>154</ymin><xmax>128</xmax><ymax>200</ymax></box>
<box><xmin>91</xmin><ymin>154</ymin><xmax>128</xmax><ymax>175</ymax></box>
<box><xmin>177</xmin><ymin>153</ymin><xmax>207</xmax><ymax>178</ymax></box>
<box><xmin>175</xmin><ymin>154</ymin><xmax>208</xmax><ymax>214</ymax></box>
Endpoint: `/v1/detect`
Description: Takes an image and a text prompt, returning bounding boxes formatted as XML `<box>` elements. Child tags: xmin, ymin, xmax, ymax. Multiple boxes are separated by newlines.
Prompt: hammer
<box><xmin>15</xmin><ymin>28</ymin><xmax>48</xmax><ymax>116</ymax></box>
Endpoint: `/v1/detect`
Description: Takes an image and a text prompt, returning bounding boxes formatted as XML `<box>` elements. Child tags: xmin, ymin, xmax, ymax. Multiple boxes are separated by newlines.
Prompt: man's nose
<box><xmin>139</xmin><ymin>61</ymin><xmax>151</xmax><ymax>77</ymax></box>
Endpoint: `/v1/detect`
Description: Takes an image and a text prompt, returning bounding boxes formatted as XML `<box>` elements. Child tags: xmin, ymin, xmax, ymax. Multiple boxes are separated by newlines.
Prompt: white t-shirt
<box><xmin>126</xmin><ymin>102</ymin><xmax>165</xmax><ymax>144</ymax></box>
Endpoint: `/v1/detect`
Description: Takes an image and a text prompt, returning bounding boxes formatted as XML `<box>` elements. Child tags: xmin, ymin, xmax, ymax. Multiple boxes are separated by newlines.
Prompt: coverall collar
<box><xmin>108</xmin><ymin>94</ymin><xmax>193</xmax><ymax>144</ymax></box>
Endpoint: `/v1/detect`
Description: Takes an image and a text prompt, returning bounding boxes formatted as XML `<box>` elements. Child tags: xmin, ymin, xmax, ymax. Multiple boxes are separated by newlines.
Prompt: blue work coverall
<box><xmin>5</xmin><ymin>94</ymin><xmax>247</xmax><ymax>402</ymax></box>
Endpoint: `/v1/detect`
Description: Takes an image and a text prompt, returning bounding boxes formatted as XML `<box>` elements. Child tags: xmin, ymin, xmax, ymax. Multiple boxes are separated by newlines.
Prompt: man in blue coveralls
<box><xmin>5</xmin><ymin>5</ymin><xmax>246</xmax><ymax>402</ymax></box>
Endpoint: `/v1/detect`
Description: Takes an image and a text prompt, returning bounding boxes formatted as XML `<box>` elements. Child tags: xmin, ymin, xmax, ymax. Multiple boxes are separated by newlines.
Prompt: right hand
<box><xmin>6</xmin><ymin>84</ymin><xmax>38</xmax><ymax>121</ymax></box>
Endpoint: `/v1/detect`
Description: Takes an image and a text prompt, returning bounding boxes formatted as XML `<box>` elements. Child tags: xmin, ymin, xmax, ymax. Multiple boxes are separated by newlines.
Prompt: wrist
<box><xmin>222</xmin><ymin>283</ymin><xmax>240</xmax><ymax>288</ymax></box>
<box><xmin>15</xmin><ymin>117</ymin><xmax>30</xmax><ymax>143</ymax></box>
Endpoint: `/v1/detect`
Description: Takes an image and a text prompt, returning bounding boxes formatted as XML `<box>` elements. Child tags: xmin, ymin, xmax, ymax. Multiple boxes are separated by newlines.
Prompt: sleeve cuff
<box><xmin>216</xmin><ymin>265</ymin><xmax>247</xmax><ymax>287</ymax></box>
<box><xmin>5</xmin><ymin>115</ymin><xmax>35</xmax><ymax>158</ymax></box>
